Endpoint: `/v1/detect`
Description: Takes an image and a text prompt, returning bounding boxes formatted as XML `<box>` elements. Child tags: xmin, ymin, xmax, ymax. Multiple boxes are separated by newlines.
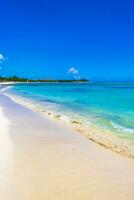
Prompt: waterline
<box><xmin>4</xmin><ymin>92</ymin><xmax>134</xmax><ymax>159</ymax></box>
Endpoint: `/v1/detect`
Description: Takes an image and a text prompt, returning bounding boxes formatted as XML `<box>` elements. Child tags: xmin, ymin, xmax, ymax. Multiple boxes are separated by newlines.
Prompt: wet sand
<box><xmin>6</xmin><ymin>92</ymin><xmax>134</xmax><ymax>159</ymax></box>
<box><xmin>0</xmin><ymin>94</ymin><xmax>134</xmax><ymax>200</ymax></box>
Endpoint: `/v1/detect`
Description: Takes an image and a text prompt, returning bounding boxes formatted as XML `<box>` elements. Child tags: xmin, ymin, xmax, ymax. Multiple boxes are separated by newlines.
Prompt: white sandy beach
<box><xmin>0</xmin><ymin>94</ymin><xmax>134</xmax><ymax>200</ymax></box>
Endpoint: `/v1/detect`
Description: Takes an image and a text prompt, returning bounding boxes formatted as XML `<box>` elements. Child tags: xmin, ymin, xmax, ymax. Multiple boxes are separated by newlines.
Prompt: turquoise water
<box><xmin>4</xmin><ymin>82</ymin><xmax>134</xmax><ymax>143</ymax></box>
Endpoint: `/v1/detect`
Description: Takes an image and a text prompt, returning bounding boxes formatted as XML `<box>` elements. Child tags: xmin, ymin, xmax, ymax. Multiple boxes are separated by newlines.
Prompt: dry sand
<box><xmin>0</xmin><ymin>94</ymin><xmax>134</xmax><ymax>200</ymax></box>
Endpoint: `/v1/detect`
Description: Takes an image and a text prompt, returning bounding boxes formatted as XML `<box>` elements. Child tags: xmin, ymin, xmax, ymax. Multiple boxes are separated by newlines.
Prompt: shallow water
<box><xmin>2</xmin><ymin>82</ymin><xmax>134</xmax><ymax>144</ymax></box>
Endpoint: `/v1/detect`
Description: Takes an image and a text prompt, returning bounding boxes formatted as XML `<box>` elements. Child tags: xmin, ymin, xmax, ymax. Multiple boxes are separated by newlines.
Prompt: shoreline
<box><xmin>3</xmin><ymin>92</ymin><xmax>134</xmax><ymax>159</ymax></box>
<box><xmin>0</xmin><ymin>93</ymin><xmax>134</xmax><ymax>199</ymax></box>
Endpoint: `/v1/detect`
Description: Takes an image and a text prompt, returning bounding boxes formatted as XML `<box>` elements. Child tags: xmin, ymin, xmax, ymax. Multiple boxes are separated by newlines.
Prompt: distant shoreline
<box><xmin>0</xmin><ymin>76</ymin><xmax>89</xmax><ymax>83</ymax></box>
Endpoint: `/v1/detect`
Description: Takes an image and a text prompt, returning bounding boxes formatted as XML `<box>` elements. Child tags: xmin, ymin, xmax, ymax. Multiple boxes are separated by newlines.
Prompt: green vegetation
<box><xmin>0</xmin><ymin>76</ymin><xmax>89</xmax><ymax>83</ymax></box>
<box><xmin>0</xmin><ymin>76</ymin><xmax>28</xmax><ymax>82</ymax></box>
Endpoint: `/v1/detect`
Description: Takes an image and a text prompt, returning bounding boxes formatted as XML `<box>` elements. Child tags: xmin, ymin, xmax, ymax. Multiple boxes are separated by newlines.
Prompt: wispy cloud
<box><xmin>67</xmin><ymin>67</ymin><xmax>81</xmax><ymax>79</ymax></box>
<box><xmin>0</xmin><ymin>53</ymin><xmax>5</xmax><ymax>63</ymax></box>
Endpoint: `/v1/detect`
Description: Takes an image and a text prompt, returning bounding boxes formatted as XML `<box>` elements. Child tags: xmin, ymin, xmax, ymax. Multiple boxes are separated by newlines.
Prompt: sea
<box><xmin>1</xmin><ymin>82</ymin><xmax>134</xmax><ymax>154</ymax></box>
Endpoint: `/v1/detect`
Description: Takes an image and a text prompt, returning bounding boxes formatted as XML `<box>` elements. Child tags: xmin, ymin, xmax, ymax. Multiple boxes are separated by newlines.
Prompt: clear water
<box><xmin>4</xmin><ymin>82</ymin><xmax>134</xmax><ymax>143</ymax></box>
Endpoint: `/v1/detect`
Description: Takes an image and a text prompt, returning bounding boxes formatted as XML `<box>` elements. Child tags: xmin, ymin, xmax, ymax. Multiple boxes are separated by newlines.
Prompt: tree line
<box><xmin>0</xmin><ymin>76</ymin><xmax>89</xmax><ymax>83</ymax></box>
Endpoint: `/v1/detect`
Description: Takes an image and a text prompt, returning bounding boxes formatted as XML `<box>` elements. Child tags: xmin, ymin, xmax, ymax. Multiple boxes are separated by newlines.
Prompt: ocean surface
<box><xmin>1</xmin><ymin>82</ymin><xmax>134</xmax><ymax>146</ymax></box>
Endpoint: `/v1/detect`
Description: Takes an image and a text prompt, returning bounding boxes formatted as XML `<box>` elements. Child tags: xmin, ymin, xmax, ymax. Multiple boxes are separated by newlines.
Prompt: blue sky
<box><xmin>0</xmin><ymin>0</ymin><xmax>134</xmax><ymax>81</ymax></box>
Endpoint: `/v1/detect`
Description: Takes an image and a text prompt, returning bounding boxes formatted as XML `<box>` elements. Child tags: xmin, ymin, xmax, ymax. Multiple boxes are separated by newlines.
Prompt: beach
<box><xmin>0</xmin><ymin>93</ymin><xmax>134</xmax><ymax>200</ymax></box>
<box><xmin>3</xmin><ymin>82</ymin><xmax>134</xmax><ymax>158</ymax></box>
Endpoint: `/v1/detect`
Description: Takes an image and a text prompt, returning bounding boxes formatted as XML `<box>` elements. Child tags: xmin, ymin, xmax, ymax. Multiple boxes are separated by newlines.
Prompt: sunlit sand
<box><xmin>0</xmin><ymin>94</ymin><xmax>134</xmax><ymax>200</ymax></box>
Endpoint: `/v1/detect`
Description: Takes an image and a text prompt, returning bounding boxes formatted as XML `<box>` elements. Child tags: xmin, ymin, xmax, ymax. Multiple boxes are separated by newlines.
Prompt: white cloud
<box><xmin>0</xmin><ymin>53</ymin><xmax>5</xmax><ymax>62</ymax></box>
<box><xmin>68</xmin><ymin>67</ymin><xmax>78</xmax><ymax>74</ymax></box>
<box><xmin>68</xmin><ymin>67</ymin><xmax>81</xmax><ymax>79</ymax></box>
